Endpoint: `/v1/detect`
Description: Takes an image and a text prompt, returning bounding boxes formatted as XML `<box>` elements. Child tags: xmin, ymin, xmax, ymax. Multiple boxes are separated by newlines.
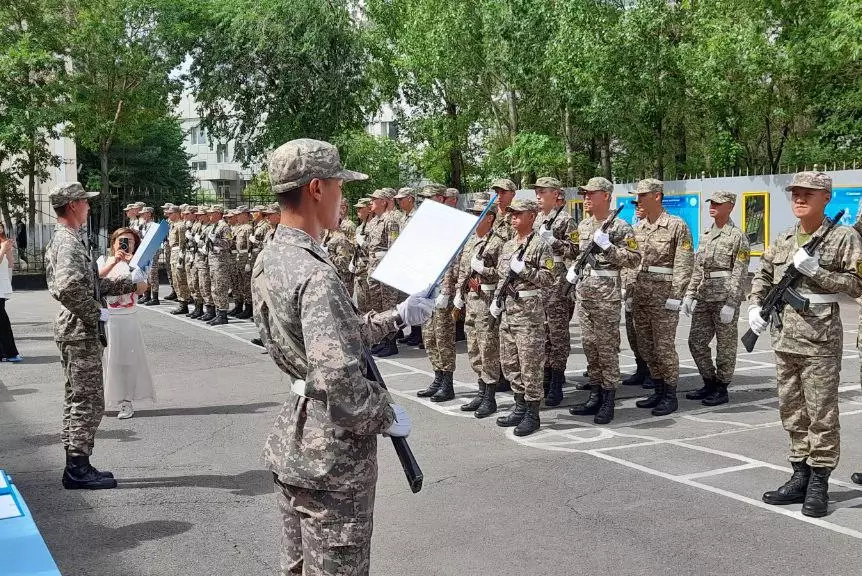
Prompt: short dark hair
<box><xmin>276</xmin><ymin>184</ymin><xmax>306</xmax><ymax>210</ymax></box>
<box><xmin>53</xmin><ymin>203</ymin><xmax>69</xmax><ymax>217</ymax></box>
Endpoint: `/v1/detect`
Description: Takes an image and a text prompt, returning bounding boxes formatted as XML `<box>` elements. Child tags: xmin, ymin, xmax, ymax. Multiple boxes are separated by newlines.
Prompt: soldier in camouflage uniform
<box><xmin>124</xmin><ymin>203</ymin><xmax>140</xmax><ymax>234</ymax></box>
<box><xmin>488</xmin><ymin>179</ymin><xmax>517</xmax><ymax>393</ymax></box>
<box><xmin>630</xmin><ymin>179</ymin><xmax>694</xmax><ymax>416</ymax></box>
<box><xmin>366</xmin><ymin>188</ymin><xmax>402</xmax><ymax>357</ymax></box>
<box><xmin>452</xmin><ymin>194</ymin><xmax>505</xmax><ymax>418</ymax></box>
<box><xmin>350</xmin><ymin>198</ymin><xmax>374</xmax><ymax>313</ymax></box>
<box><xmin>206</xmin><ymin>204</ymin><xmax>233</xmax><ymax>325</ymax></box>
<box><xmin>323</xmin><ymin>211</ymin><xmax>356</xmax><ymax>295</ymax></box>
<box><xmin>137</xmin><ymin>207</ymin><xmax>160</xmax><ymax>305</ymax></box>
<box><xmin>491</xmin><ymin>198</ymin><xmax>555</xmax><ymax>436</ymax></box>
<box><xmin>681</xmin><ymin>190</ymin><xmax>750</xmax><ymax>406</ymax></box>
<box><xmin>415</xmin><ymin>184</ymin><xmax>460</xmax><ymax>400</ymax></box>
<box><xmin>532</xmin><ymin>177</ymin><xmax>578</xmax><ymax>406</ymax></box>
<box><xmin>231</xmin><ymin>206</ymin><xmax>254</xmax><ymax>319</ymax></box>
<box><xmin>751</xmin><ymin>171</ymin><xmax>862</xmax><ymax>517</ymax></box>
<box><xmin>621</xmin><ymin>201</ymin><xmax>654</xmax><ymax>389</ymax></box>
<box><xmin>160</xmin><ymin>203</ymin><xmax>176</xmax><ymax>301</ymax></box>
<box><xmin>184</xmin><ymin>206</ymin><xmax>203</xmax><ymax>318</ymax></box>
<box><xmin>565</xmin><ymin>178</ymin><xmax>641</xmax><ymax>425</ymax></box>
<box><xmin>193</xmin><ymin>206</ymin><xmax>215</xmax><ymax>321</ymax></box>
<box><xmin>252</xmin><ymin>138</ymin><xmax>433</xmax><ymax>576</ymax></box>
<box><xmin>45</xmin><ymin>183</ymin><xmax>147</xmax><ymax>489</ymax></box>
<box><xmin>265</xmin><ymin>203</ymin><xmax>280</xmax><ymax>243</ymax></box>
<box><xmin>164</xmin><ymin>204</ymin><xmax>190</xmax><ymax>315</ymax></box>
<box><xmin>394</xmin><ymin>188</ymin><xmax>424</xmax><ymax>346</ymax></box>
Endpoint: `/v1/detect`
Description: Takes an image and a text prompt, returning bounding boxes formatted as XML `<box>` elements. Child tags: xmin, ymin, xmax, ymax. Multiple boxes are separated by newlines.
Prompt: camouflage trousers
<box><xmin>579</xmin><ymin>298</ymin><xmax>622</xmax><ymax>390</ymax></box>
<box><xmin>624</xmin><ymin>308</ymin><xmax>640</xmax><ymax>357</ymax></box>
<box><xmin>170</xmin><ymin>253</ymin><xmax>189</xmax><ymax>302</ymax></box>
<box><xmin>148</xmin><ymin>248</ymin><xmax>162</xmax><ymax>296</ymax></box>
<box><xmin>543</xmin><ymin>281</ymin><xmax>573</xmax><ymax>372</ymax></box>
<box><xmin>185</xmin><ymin>255</ymin><xmax>199</xmax><ymax>302</ymax></box>
<box><xmin>775</xmin><ymin>351</ymin><xmax>841</xmax><ymax>469</ymax></box>
<box><xmin>58</xmin><ymin>339</ymin><xmax>105</xmax><ymax>456</ymax></box>
<box><xmin>195</xmin><ymin>260</ymin><xmax>213</xmax><ymax>305</ymax></box>
<box><xmin>688</xmin><ymin>300</ymin><xmax>738</xmax><ymax>384</ymax></box>
<box><xmin>353</xmin><ymin>273</ymin><xmax>372</xmax><ymax>314</ymax></box>
<box><xmin>500</xmin><ymin>296</ymin><xmax>546</xmax><ymax>402</ymax></box>
<box><xmin>275</xmin><ymin>478</ymin><xmax>375</xmax><ymax>576</ymax></box>
<box><xmin>209</xmin><ymin>255</ymin><xmax>233</xmax><ymax>310</ymax></box>
<box><xmin>423</xmin><ymin>306</ymin><xmax>456</xmax><ymax>372</ymax></box>
<box><xmin>163</xmin><ymin>244</ymin><xmax>172</xmax><ymax>284</ymax></box>
<box><xmin>236</xmin><ymin>253</ymin><xmax>251</xmax><ymax>301</ymax></box>
<box><xmin>632</xmin><ymin>301</ymin><xmax>680</xmax><ymax>385</ymax></box>
<box><xmin>464</xmin><ymin>291</ymin><xmax>500</xmax><ymax>384</ymax></box>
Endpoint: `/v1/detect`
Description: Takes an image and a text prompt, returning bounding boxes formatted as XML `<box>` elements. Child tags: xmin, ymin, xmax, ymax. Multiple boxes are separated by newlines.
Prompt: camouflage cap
<box><xmin>509</xmin><ymin>198</ymin><xmax>539</xmax><ymax>213</ymax></box>
<box><xmin>162</xmin><ymin>203</ymin><xmax>180</xmax><ymax>214</ymax></box>
<box><xmin>634</xmin><ymin>178</ymin><xmax>664</xmax><ymax>195</ymax></box>
<box><xmin>133</xmin><ymin>201</ymin><xmax>145</xmax><ymax>209</ymax></box>
<box><xmin>785</xmin><ymin>171</ymin><xmax>832</xmax><ymax>193</ymax></box>
<box><xmin>179</xmin><ymin>203</ymin><xmax>189</xmax><ymax>210</ymax></box>
<box><xmin>207</xmin><ymin>204</ymin><xmax>225</xmax><ymax>213</ymax></box>
<box><xmin>194</xmin><ymin>206</ymin><xmax>207</xmax><ymax>215</ymax></box>
<box><xmin>140</xmin><ymin>206</ymin><xmax>153</xmax><ymax>214</ymax></box>
<box><xmin>467</xmin><ymin>193</ymin><xmax>493</xmax><ymax>214</ymax></box>
<box><xmin>250</xmin><ymin>205</ymin><xmax>265</xmax><ymax>213</ymax></box>
<box><xmin>370</xmin><ymin>188</ymin><xmax>395</xmax><ymax>199</ymax></box>
<box><xmin>261</xmin><ymin>202</ymin><xmax>279</xmax><ymax>214</ymax></box>
<box><xmin>490</xmin><ymin>178</ymin><xmax>517</xmax><ymax>192</ymax></box>
<box><xmin>182</xmin><ymin>205</ymin><xmax>196</xmax><ymax>214</ymax></box>
<box><xmin>234</xmin><ymin>205</ymin><xmax>250</xmax><ymax>214</ymax></box>
<box><xmin>268</xmin><ymin>138</ymin><xmax>368</xmax><ymax>194</ymax></box>
<box><xmin>394</xmin><ymin>187</ymin><xmax>416</xmax><ymax>199</ymax></box>
<box><xmin>354</xmin><ymin>197</ymin><xmax>371</xmax><ymax>208</ymax></box>
<box><xmin>530</xmin><ymin>176</ymin><xmax>563</xmax><ymax>190</ymax></box>
<box><xmin>419</xmin><ymin>183</ymin><xmax>446</xmax><ymax>198</ymax></box>
<box><xmin>123</xmin><ymin>203</ymin><xmax>136</xmax><ymax>211</ymax></box>
<box><xmin>578</xmin><ymin>177</ymin><xmax>613</xmax><ymax>194</ymax></box>
<box><xmin>444</xmin><ymin>187</ymin><xmax>460</xmax><ymax>198</ymax></box>
<box><xmin>49</xmin><ymin>182</ymin><xmax>99</xmax><ymax>208</ymax></box>
<box><xmin>707</xmin><ymin>190</ymin><xmax>737</xmax><ymax>204</ymax></box>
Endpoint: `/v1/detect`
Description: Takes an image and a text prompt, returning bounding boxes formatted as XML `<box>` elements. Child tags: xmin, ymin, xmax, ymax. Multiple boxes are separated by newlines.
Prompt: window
<box><xmin>191</xmin><ymin>161</ymin><xmax>207</xmax><ymax>171</ymax></box>
<box><xmin>197</xmin><ymin>128</ymin><xmax>207</xmax><ymax>145</ymax></box>
<box><xmin>216</xmin><ymin>143</ymin><xmax>230</xmax><ymax>163</ymax></box>
<box><xmin>380</xmin><ymin>121</ymin><xmax>399</xmax><ymax>139</ymax></box>
<box><xmin>741</xmin><ymin>191</ymin><xmax>769</xmax><ymax>256</ymax></box>
<box><xmin>189</xmin><ymin>126</ymin><xmax>198</xmax><ymax>144</ymax></box>
<box><xmin>190</xmin><ymin>125</ymin><xmax>207</xmax><ymax>145</ymax></box>
<box><xmin>567</xmin><ymin>199</ymin><xmax>584</xmax><ymax>224</ymax></box>
<box><xmin>217</xmin><ymin>183</ymin><xmax>232</xmax><ymax>200</ymax></box>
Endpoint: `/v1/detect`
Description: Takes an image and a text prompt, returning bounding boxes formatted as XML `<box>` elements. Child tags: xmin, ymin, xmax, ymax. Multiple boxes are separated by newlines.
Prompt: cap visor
<box><xmin>336</xmin><ymin>169</ymin><xmax>369</xmax><ymax>183</ymax></box>
<box><xmin>84</xmin><ymin>191</ymin><xmax>100</xmax><ymax>199</ymax></box>
<box><xmin>785</xmin><ymin>183</ymin><xmax>826</xmax><ymax>192</ymax></box>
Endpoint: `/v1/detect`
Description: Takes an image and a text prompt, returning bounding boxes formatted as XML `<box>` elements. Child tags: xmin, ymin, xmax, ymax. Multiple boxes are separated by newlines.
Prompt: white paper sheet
<box><xmin>370</xmin><ymin>200</ymin><xmax>478</xmax><ymax>295</ymax></box>
<box><xmin>0</xmin><ymin>472</ymin><xmax>7</xmax><ymax>491</ymax></box>
<box><xmin>0</xmin><ymin>494</ymin><xmax>22</xmax><ymax>520</ymax></box>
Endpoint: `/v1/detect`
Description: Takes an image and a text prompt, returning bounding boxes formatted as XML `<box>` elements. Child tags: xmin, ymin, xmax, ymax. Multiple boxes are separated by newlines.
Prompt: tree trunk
<box><xmin>675</xmin><ymin>125</ymin><xmax>687</xmax><ymax>178</ymax></box>
<box><xmin>27</xmin><ymin>131</ymin><xmax>37</xmax><ymax>252</ymax></box>
<box><xmin>446</xmin><ymin>101</ymin><xmax>462</xmax><ymax>190</ymax></box>
<box><xmin>600</xmin><ymin>133</ymin><xmax>612</xmax><ymax>180</ymax></box>
<box><xmin>654</xmin><ymin>118</ymin><xmax>664</xmax><ymax>180</ymax></box>
<box><xmin>99</xmin><ymin>144</ymin><xmax>111</xmax><ymax>253</ymax></box>
<box><xmin>507</xmin><ymin>88</ymin><xmax>520</xmax><ymax>186</ymax></box>
<box><xmin>563</xmin><ymin>106</ymin><xmax>575</xmax><ymax>186</ymax></box>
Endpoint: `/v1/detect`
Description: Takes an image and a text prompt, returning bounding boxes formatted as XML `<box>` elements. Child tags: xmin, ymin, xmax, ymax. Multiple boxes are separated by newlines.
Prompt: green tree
<box><xmin>335</xmin><ymin>131</ymin><xmax>406</xmax><ymax>214</ymax></box>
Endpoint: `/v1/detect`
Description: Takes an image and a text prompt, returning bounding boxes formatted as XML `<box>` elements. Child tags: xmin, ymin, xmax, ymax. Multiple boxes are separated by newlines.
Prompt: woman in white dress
<box><xmin>97</xmin><ymin>227</ymin><xmax>155</xmax><ymax>419</ymax></box>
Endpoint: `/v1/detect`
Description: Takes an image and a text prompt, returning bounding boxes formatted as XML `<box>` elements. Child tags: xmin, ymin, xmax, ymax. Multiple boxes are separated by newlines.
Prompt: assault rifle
<box><xmin>741</xmin><ymin>209</ymin><xmax>845</xmax><ymax>353</ymax></box>
<box><xmin>88</xmin><ymin>214</ymin><xmax>107</xmax><ymax>347</ymax></box>
<box><xmin>564</xmin><ymin>204</ymin><xmax>625</xmax><ymax>295</ymax></box>
<box><xmin>492</xmin><ymin>230</ymin><xmax>536</xmax><ymax>318</ymax></box>
<box><xmin>349</xmin><ymin>217</ymin><xmax>369</xmax><ymax>273</ymax></box>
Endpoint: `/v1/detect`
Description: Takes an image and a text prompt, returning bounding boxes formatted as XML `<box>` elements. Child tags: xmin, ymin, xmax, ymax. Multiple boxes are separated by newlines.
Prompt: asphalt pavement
<box><xmin>3</xmin><ymin>287</ymin><xmax>862</xmax><ymax>576</ymax></box>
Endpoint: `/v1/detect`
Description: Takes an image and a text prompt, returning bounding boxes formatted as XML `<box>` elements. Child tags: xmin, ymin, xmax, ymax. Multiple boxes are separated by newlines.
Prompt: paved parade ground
<box><xmin>4</xmin><ymin>287</ymin><xmax>862</xmax><ymax>575</ymax></box>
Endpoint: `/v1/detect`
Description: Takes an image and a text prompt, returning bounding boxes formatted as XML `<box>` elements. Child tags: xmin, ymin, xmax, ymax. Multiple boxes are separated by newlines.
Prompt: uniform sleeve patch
<box><xmin>856</xmin><ymin>261</ymin><xmax>862</xmax><ymax>277</ymax></box>
<box><xmin>626</xmin><ymin>237</ymin><xmax>638</xmax><ymax>250</ymax></box>
<box><xmin>738</xmin><ymin>249</ymin><xmax>750</xmax><ymax>261</ymax></box>
<box><xmin>569</xmin><ymin>231</ymin><xmax>580</xmax><ymax>243</ymax></box>
<box><xmin>681</xmin><ymin>240</ymin><xmax>692</xmax><ymax>251</ymax></box>
<box><xmin>545</xmin><ymin>257</ymin><xmax>555</xmax><ymax>270</ymax></box>
<box><xmin>389</xmin><ymin>231</ymin><xmax>398</xmax><ymax>242</ymax></box>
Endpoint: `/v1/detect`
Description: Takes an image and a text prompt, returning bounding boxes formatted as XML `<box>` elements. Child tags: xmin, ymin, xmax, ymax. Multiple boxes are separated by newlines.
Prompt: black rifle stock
<box><xmin>564</xmin><ymin>204</ymin><xmax>625</xmax><ymax>296</ymax></box>
<box><xmin>362</xmin><ymin>350</ymin><xmax>423</xmax><ymax>493</ymax></box>
<box><xmin>740</xmin><ymin>209</ymin><xmax>845</xmax><ymax>353</ymax></box>
<box><xmin>88</xmin><ymin>215</ymin><xmax>107</xmax><ymax>347</ymax></box>
<box><xmin>492</xmin><ymin>231</ymin><xmax>537</xmax><ymax>319</ymax></box>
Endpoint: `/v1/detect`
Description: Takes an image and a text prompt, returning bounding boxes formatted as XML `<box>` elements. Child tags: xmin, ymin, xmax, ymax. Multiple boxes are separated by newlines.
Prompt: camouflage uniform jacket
<box><xmin>209</xmin><ymin>219</ymin><xmax>233</xmax><ymax>257</ymax></box>
<box><xmin>454</xmin><ymin>231</ymin><xmax>506</xmax><ymax>299</ymax></box>
<box><xmin>494</xmin><ymin>234</ymin><xmax>555</xmax><ymax>299</ymax></box>
<box><xmin>168</xmin><ymin>219</ymin><xmax>185</xmax><ymax>252</ymax></box>
<box><xmin>492</xmin><ymin>207</ymin><xmax>513</xmax><ymax>242</ymax></box>
<box><xmin>686</xmin><ymin>222</ymin><xmax>750</xmax><ymax>306</ymax></box>
<box><xmin>323</xmin><ymin>226</ymin><xmax>355</xmax><ymax>288</ymax></box>
<box><xmin>534</xmin><ymin>208</ymin><xmax>579</xmax><ymax>276</ymax></box>
<box><xmin>45</xmin><ymin>224</ymin><xmax>137</xmax><ymax>342</ymax></box>
<box><xmin>576</xmin><ymin>216</ymin><xmax>641</xmax><ymax>302</ymax></box>
<box><xmin>340</xmin><ymin>217</ymin><xmax>357</xmax><ymax>238</ymax></box>
<box><xmin>250</xmin><ymin>219</ymin><xmax>270</xmax><ymax>256</ymax></box>
<box><xmin>632</xmin><ymin>210</ymin><xmax>694</xmax><ymax>304</ymax></box>
<box><xmin>252</xmin><ymin>226</ymin><xmax>398</xmax><ymax>490</ymax></box>
<box><xmin>750</xmin><ymin>220</ymin><xmax>862</xmax><ymax>356</ymax></box>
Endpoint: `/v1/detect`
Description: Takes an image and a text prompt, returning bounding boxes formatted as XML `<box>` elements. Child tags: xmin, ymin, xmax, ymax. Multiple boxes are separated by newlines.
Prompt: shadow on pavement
<box><xmin>131</xmin><ymin>402</ymin><xmax>279</xmax><ymax>418</ymax></box>
<box><xmin>117</xmin><ymin>469</ymin><xmax>272</xmax><ymax>497</ymax></box>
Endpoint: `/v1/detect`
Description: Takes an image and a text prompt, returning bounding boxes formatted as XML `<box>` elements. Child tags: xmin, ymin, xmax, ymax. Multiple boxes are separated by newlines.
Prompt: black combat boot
<box><xmin>431</xmin><ymin>371</ymin><xmax>455</xmax><ymax>402</ymax></box>
<box><xmin>237</xmin><ymin>301</ymin><xmax>254</xmax><ymax>320</ymax></box>
<box><xmin>542</xmin><ymin>367</ymin><xmax>552</xmax><ymax>397</ymax></box>
<box><xmin>851</xmin><ymin>472</ymin><xmax>862</xmax><ymax>484</ymax></box>
<box><xmin>594</xmin><ymin>389</ymin><xmax>616</xmax><ymax>425</ymax></box>
<box><xmin>199</xmin><ymin>305</ymin><xmax>216</xmax><ymax>322</ymax></box>
<box><xmin>651</xmin><ymin>385</ymin><xmax>678</xmax><ymax>416</ymax></box>
<box><xmin>498</xmin><ymin>374</ymin><xmax>512</xmax><ymax>393</ymax></box>
<box><xmin>641</xmin><ymin>365</ymin><xmax>655</xmax><ymax>389</ymax></box>
<box><xmin>802</xmin><ymin>467</ymin><xmax>831</xmax><ymax>518</ymax></box>
<box><xmin>251</xmin><ymin>338</ymin><xmax>264</xmax><ymax>347</ymax></box>
<box><xmin>375</xmin><ymin>338</ymin><xmax>399</xmax><ymax>358</ymax></box>
<box><xmin>622</xmin><ymin>357</ymin><xmax>647</xmax><ymax>386</ymax></box>
<box><xmin>417</xmin><ymin>371</ymin><xmax>443</xmax><ymax>398</ymax></box>
<box><xmin>164</xmin><ymin>290</ymin><xmax>178</xmax><ymax>301</ymax></box>
<box><xmin>144</xmin><ymin>291</ymin><xmax>160</xmax><ymax>306</ymax></box>
<box><xmin>228</xmin><ymin>300</ymin><xmax>243</xmax><ymax>317</ymax></box>
<box><xmin>138</xmin><ymin>290</ymin><xmax>151</xmax><ymax>304</ymax></box>
<box><xmin>62</xmin><ymin>453</ymin><xmax>117</xmax><ymax>490</ymax></box>
<box><xmin>188</xmin><ymin>301</ymin><xmax>204</xmax><ymax>319</ymax></box>
<box><xmin>461</xmin><ymin>381</ymin><xmax>486</xmax><ymax>412</ymax></box>
<box><xmin>545</xmin><ymin>369</ymin><xmax>565</xmax><ymax>407</ymax></box>
<box><xmin>170</xmin><ymin>301</ymin><xmax>190</xmax><ymax>315</ymax></box>
<box><xmin>762</xmin><ymin>461</ymin><xmax>811</xmax><ymax>505</ymax></box>
<box><xmin>455</xmin><ymin>320</ymin><xmax>466</xmax><ymax>342</ymax></box>
<box><xmin>497</xmin><ymin>393</ymin><xmax>527</xmax><ymax>427</ymax></box>
<box><xmin>475</xmin><ymin>383</ymin><xmax>497</xmax><ymax>418</ymax></box>
<box><xmin>513</xmin><ymin>401</ymin><xmax>541</xmax><ymax>436</ymax></box>
<box><xmin>403</xmin><ymin>325</ymin><xmax>423</xmax><ymax>346</ymax></box>
<box><xmin>702</xmin><ymin>381</ymin><xmax>729</xmax><ymax>406</ymax></box>
<box><xmin>686</xmin><ymin>377</ymin><xmax>716</xmax><ymax>400</ymax></box>
<box><xmin>570</xmin><ymin>386</ymin><xmax>602</xmax><ymax>415</ymax></box>
<box><xmin>636</xmin><ymin>379</ymin><xmax>665</xmax><ymax>409</ymax></box>
<box><xmin>209</xmin><ymin>309</ymin><xmax>228</xmax><ymax>325</ymax></box>
<box><xmin>369</xmin><ymin>339</ymin><xmax>388</xmax><ymax>354</ymax></box>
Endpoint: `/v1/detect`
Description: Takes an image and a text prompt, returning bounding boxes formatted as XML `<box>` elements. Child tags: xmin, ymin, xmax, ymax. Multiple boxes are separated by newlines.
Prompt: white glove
<box><xmin>748</xmin><ymin>306</ymin><xmax>768</xmax><ymax>334</ymax></box>
<box><xmin>621</xmin><ymin>289</ymin><xmax>626</xmax><ymax>300</ymax></box>
<box><xmin>208</xmin><ymin>233</ymin><xmax>216</xmax><ymax>242</ymax></box>
<box><xmin>793</xmin><ymin>248</ymin><xmax>821</xmax><ymax>278</ymax></box>
<box><xmin>435</xmin><ymin>293</ymin><xmax>449</xmax><ymax>309</ymax></box>
<box><xmin>470</xmin><ymin>256</ymin><xmax>485</xmax><ymax>275</ymax></box>
<box><xmin>680</xmin><ymin>296</ymin><xmax>696</xmax><ymax>316</ymax></box>
<box><xmin>539</xmin><ymin>227</ymin><xmax>555</xmax><ymax>246</ymax></box>
<box><xmin>396</xmin><ymin>290</ymin><xmax>435</xmax><ymax>326</ymax></box>
<box><xmin>99</xmin><ymin>308</ymin><xmax>110</xmax><ymax>322</ymax></box>
<box><xmin>384</xmin><ymin>404</ymin><xmax>411</xmax><ymax>437</ymax></box>
<box><xmin>244</xmin><ymin>263</ymin><xmax>251</xmax><ymax>273</ymax></box>
<box><xmin>321</xmin><ymin>244</ymin><xmax>329</xmax><ymax>255</ymax></box>
<box><xmin>625</xmin><ymin>298</ymin><xmax>633</xmax><ymax>312</ymax></box>
<box><xmin>249</xmin><ymin>235</ymin><xmax>258</xmax><ymax>245</ymax></box>
<box><xmin>665</xmin><ymin>298</ymin><xmax>681</xmax><ymax>311</ymax></box>
<box><xmin>719</xmin><ymin>304</ymin><xmax>735</xmax><ymax>324</ymax></box>
<box><xmin>593</xmin><ymin>229</ymin><xmax>612</xmax><ymax>250</ymax></box>
<box><xmin>565</xmin><ymin>265</ymin><xmax>578</xmax><ymax>285</ymax></box>
<box><xmin>194</xmin><ymin>234</ymin><xmax>202</xmax><ymax>244</ymax></box>
<box><xmin>130</xmin><ymin>267</ymin><xmax>148</xmax><ymax>283</ymax></box>
<box><xmin>509</xmin><ymin>255</ymin><xmax>525</xmax><ymax>274</ymax></box>
<box><xmin>453</xmin><ymin>292</ymin><xmax>464</xmax><ymax>310</ymax></box>
<box><xmin>348</xmin><ymin>261</ymin><xmax>356</xmax><ymax>273</ymax></box>
<box><xmin>185</xmin><ymin>231</ymin><xmax>192</xmax><ymax>240</ymax></box>
<box><xmin>489</xmin><ymin>300</ymin><xmax>503</xmax><ymax>318</ymax></box>
<box><xmin>356</xmin><ymin>234</ymin><xmax>366</xmax><ymax>247</ymax></box>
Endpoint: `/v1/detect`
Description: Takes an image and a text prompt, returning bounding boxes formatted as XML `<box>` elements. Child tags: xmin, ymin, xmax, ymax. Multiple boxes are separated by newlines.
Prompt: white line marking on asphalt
<box><xmin>679</xmin><ymin>463</ymin><xmax>763</xmax><ymax>480</ymax></box>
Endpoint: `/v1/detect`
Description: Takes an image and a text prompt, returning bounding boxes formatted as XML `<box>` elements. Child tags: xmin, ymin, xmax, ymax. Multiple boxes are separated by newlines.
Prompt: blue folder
<box><xmin>0</xmin><ymin>471</ymin><xmax>62</xmax><ymax>575</ymax></box>
<box><xmin>129</xmin><ymin>220</ymin><xmax>170</xmax><ymax>270</ymax></box>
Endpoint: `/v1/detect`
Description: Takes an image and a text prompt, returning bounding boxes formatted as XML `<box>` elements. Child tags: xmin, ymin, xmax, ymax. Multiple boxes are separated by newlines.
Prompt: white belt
<box><xmin>238</xmin><ymin>249</ymin><xmax>249</xmax><ymax>254</ymax></box>
<box><xmin>480</xmin><ymin>284</ymin><xmax>496</xmax><ymax>292</ymax></box>
<box><xmin>291</xmin><ymin>379</ymin><xmax>307</xmax><ymax>397</ymax></box>
<box><xmin>803</xmin><ymin>293</ymin><xmax>840</xmax><ymax>304</ymax></box>
<box><xmin>647</xmin><ymin>266</ymin><xmax>673</xmax><ymax>274</ymax></box>
<box><xmin>553</xmin><ymin>256</ymin><xmax>564</xmax><ymax>263</ymax></box>
<box><xmin>590</xmin><ymin>270</ymin><xmax>619</xmax><ymax>277</ymax></box>
<box><xmin>708</xmin><ymin>271</ymin><xmax>730</xmax><ymax>278</ymax></box>
<box><xmin>230</xmin><ymin>250</ymin><xmax>238</xmax><ymax>254</ymax></box>
<box><xmin>518</xmin><ymin>289</ymin><xmax>539</xmax><ymax>298</ymax></box>
<box><xmin>375</xmin><ymin>251</ymin><xmax>388</xmax><ymax>258</ymax></box>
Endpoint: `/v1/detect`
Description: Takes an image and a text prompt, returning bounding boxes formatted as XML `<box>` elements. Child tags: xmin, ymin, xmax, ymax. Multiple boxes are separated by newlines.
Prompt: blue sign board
<box><xmin>829</xmin><ymin>187</ymin><xmax>862</xmax><ymax>226</ymax></box>
<box><xmin>616</xmin><ymin>193</ymin><xmax>701</xmax><ymax>250</ymax></box>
